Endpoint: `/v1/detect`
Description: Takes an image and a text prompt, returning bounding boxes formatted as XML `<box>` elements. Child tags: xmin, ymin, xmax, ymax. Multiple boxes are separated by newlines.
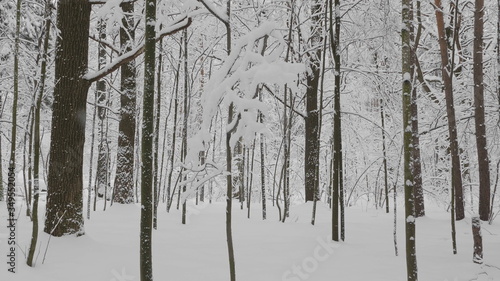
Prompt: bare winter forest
<box><xmin>1</xmin><ymin>0</ymin><xmax>500</xmax><ymax>280</ymax></box>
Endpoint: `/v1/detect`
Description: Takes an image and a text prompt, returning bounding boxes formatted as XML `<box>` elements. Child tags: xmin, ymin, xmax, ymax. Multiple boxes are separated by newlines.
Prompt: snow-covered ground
<box><xmin>1</xmin><ymin>195</ymin><xmax>499</xmax><ymax>281</ymax></box>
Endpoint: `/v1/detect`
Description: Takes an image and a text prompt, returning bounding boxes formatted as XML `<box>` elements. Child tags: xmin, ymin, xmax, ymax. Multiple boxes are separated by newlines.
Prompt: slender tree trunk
<box><xmin>27</xmin><ymin>0</ymin><xmax>51</xmax><ymax>266</ymax></box>
<box><xmin>224</xmin><ymin>1</ymin><xmax>236</xmax><ymax>279</ymax></box>
<box><xmin>44</xmin><ymin>0</ymin><xmax>91</xmax><ymax>236</ymax></box>
<box><xmin>95</xmin><ymin>19</ymin><xmax>108</xmax><ymax>201</ymax></box>
<box><xmin>260</xmin><ymin>95</ymin><xmax>266</xmax><ymax>220</ymax></box>
<box><xmin>90</xmin><ymin>92</ymin><xmax>98</xmax><ymax>213</ymax></box>
<box><xmin>248</xmin><ymin>140</ymin><xmax>255</xmax><ymax>219</ymax></box>
<box><xmin>140</xmin><ymin>0</ymin><xmax>156</xmax><ymax>278</ymax></box>
<box><xmin>7</xmin><ymin>0</ymin><xmax>21</xmax><ymax>236</ymax></box>
<box><xmin>113</xmin><ymin>1</ymin><xmax>137</xmax><ymax>204</ymax></box>
<box><xmin>153</xmin><ymin>38</ymin><xmax>162</xmax><ymax>229</ymax></box>
<box><xmin>282</xmin><ymin>86</ymin><xmax>289</xmax><ymax>222</ymax></box>
<box><xmin>473</xmin><ymin>0</ymin><xmax>490</xmax><ymax>221</ymax></box>
<box><xmin>380</xmin><ymin>99</ymin><xmax>389</xmax><ymax>213</ymax></box>
<box><xmin>403</xmin><ymin>0</ymin><xmax>418</xmax><ymax>279</ymax></box>
<box><xmin>166</xmin><ymin>53</ymin><xmax>181</xmax><ymax>212</ymax></box>
<box><xmin>329</xmin><ymin>0</ymin><xmax>343</xmax><ymax>241</ymax></box>
<box><xmin>0</xmin><ymin>102</ymin><xmax>3</xmax><ymax>201</ymax></box>
<box><xmin>434</xmin><ymin>0</ymin><xmax>465</xmax><ymax>221</ymax></box>
<box><xmin>181</xmin><ymin>28</ymin><xmax>189</xmax><ymax>225</ymax></box>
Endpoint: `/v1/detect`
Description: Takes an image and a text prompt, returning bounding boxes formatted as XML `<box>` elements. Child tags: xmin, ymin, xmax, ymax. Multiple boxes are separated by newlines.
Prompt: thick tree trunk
<box><xmin>44</xmin><ymin>0</ymin><xmax>91</xmax><ymax>236</ymax></box>
<box><xmin>113</xmin><ymin>2</ymin><xmax>137</xmax><ymax>204</ymax></box>
<box><xmin>473</xmin><ymin>0</ymin><xmax>490</xmax><ymax>221</ymax></box>
<box><xmin>403</xmin><ymin>0</ymin><xmax>418</xmax><ymax>279</ymax></box>
<box><xmin>304</xmin><ymin>1</ymin><xmax>322</xmax><ymax>202</ymax></box>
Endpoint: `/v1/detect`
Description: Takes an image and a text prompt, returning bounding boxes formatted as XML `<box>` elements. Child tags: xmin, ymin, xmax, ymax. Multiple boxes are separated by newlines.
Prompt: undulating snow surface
<box><xmin>1</xmin><ymin>196</ymin><xmax>499</xmax><ymax>281</ymax></box>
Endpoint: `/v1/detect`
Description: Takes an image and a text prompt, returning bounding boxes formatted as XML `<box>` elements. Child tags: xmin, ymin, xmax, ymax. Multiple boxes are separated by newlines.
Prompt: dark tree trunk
<box><xmin>304</xmin><ymin>1</ymin><xmax>322</xmax><ymax>202</ymax></box>
<box><xmin>434</xmin><ymin>0</ymin><xmax>465</xmax><ymax>221</ymax></box>
<box><xmin>411</xmin><ymin>59</ymin><xmax>424</xmax><ymax>218</ymax></box>
<box><xmin>472</xmin><ymin>217</ymin><xmax>483</xmax><ymax>263</ymax></box>
<box><xmin>44</xmin><ymin>0</ymin><xmax>91</xmax><ymax>237</ymax></box>
<box><xmin>113</xmin><ymin>1</ymin><xmax>137</xmax><ymax>204</ymax></box>
<box><xmin>260</xmin><ymin>94</ymin><xmax>266</xmax><ymax>220</ymax></box>
<box><xmin>473</xmin><ymin>0</ymin><xmax>490</xmax><ymax>221</ymax></box>
<box><xmin>140</xmin><ymin>0</ymin><xmax>156</xmax><ymax>278</ymax></box>
<box><xmin>403</xmin><ymin>0</ymin><xmax>418</xmax><ymax>279</ymax></box>
<box><xmin>330</xmin><ymin>0</ymin><xmax>343</xmax><ymax>241</ymax></box>
<box><xmin>181</xmin><ymin>28</ymin><xmax>189</xmax><ymax>225</ymax></box>
<box><xmin>224</xmin><ymin>2</ymin><xmax>236</xmax><ymax>280</ymax></box>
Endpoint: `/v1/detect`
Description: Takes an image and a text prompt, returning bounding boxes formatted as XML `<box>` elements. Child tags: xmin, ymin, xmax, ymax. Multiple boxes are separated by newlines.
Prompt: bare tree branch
<box><xmin>84</xmin><ymin>17</ymin><xmax>192</xmax><ymax>83</ymax></box>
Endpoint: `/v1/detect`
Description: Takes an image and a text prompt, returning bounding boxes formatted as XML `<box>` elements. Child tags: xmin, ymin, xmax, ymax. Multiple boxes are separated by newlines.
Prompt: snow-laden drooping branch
<box><xmin>83</xmin><ymin>17</ymin><xmax>192</xmax><ymax>83</ymax></box>
<box><xmin>197</xmin><ymin>0</ymin><xmax>229</xmax><ymax>24</ymax></box>
<box><xmin>186</xmin><ymin>22</ymin><xmax>305</xmax><ymax>168</ymax></box>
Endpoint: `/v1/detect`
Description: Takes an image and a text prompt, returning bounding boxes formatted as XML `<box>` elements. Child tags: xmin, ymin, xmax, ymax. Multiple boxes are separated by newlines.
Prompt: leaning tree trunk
<box><xmin>113</xmin><ymin>1</ymin><xmax>137</xmax><ymax>204</ymax></box>
<box><xmin>473</xmin><ymin>0</ymin><xmax>490</xmax><ymax>221</ymax></box>
<box><xmin>434</xmin><ymin>0</ymin><xmax>465</xmax><ymax>221</ymax></box>
<box><xmin>44</xmin><ymin>0</ymin><xmax>91</xmax><ymax>237</ymax></box>
<box><xmin>403</xmin><ymin>0</ymin><xmax>418</xmax><ymax>279</ymax></box>
<box><xmin>411</xmin><ymin>0</ymin><xmax>424</xmax><ymax>217</ymax></box>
